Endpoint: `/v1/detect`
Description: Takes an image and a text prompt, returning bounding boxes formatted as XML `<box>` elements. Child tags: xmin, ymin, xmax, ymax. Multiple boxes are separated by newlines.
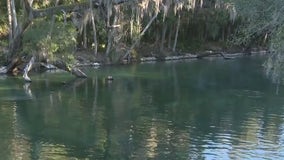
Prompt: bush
<box><xmin>23</xmin><ymin>19</ymin><xmax>77</xmax><ymax>63</ymax></box>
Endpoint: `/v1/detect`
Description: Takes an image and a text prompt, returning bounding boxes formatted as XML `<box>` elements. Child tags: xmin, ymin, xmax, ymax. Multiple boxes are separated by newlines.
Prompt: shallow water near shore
<box><xmin>1</xmin><ymin>57</ymin><xmax>284</xmax><ymax>159</ymax></box>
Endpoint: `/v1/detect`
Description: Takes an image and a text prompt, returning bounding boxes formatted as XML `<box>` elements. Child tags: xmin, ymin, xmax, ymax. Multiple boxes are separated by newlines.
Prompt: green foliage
<box><xmin>264</xmin><ymin>27</ymin><xmax>284</xmax><ymax>83</ymax></box>
<box><xmin>0</xmin><ymin>2</ymin><xmax>8</xmax><ymax>39</ymax></box>
<box><xmin>229</xmin><ymin>0</ymin><xmax>284</xmax><ymax>83</ymax></box>
<box><xmin>228</xmin><ymin>0</ymin><xmax>284</xmax><ymax>46</ymax></box>
<box><xmin>23</xmin><ymin>19</ymin><xmax>77</xmax><ymax>63</ymax></box>
<box><xmin>2</xmin><ymin>0</ymin><xmax>244</xmax><ymax>64</ymax></box>
<box><xmin>0</xmin><ymin>17</ymin><xmax>8</xmax><ymax>38</ymax></box>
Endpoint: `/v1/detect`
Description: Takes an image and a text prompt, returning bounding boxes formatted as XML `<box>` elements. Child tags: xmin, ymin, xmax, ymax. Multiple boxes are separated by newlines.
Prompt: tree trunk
<box><xmin>7</xmin><ymin>0</ymin><xmax>32</xmax><ymax>56</ymax></box>
<box><xmin>11</xmin><ymin>0</ymin><xmax>17</xmax><ymax>33</ymax></box>
<box><xmin>160</xmin><ymin>22</ymin><xmax>168</xmax><ymax>52</ymax></box>
<box><xmin>172</xmin><ymin>13</ymin><xmax>180</xmax><ymax>52</ymax></box>
<box><xmin>7</xmin><ymin>0</ymin><xmax>18</xmax><ymax>53</ymax></box>
<box><xmin>90</xmin><ymin>0</ymin><xmax>98</xmax><ymax>55</ymax></box>
<box><xmin>105</xmin><ymin>2</ymin><xmax>119</xmax><ymax>59</ymax></box>
<box><xmin>7</xmin><ymin>0</ymin><xmax>13</xmax><ymax>50</ymax></box>
<box><xmin>83</xmin><ymin>24</ymin><xmax>87</xmax><ymax>49</ymax></box>
<box><xmin>200</xmin><ymin>0</ymin><xmax>204</xmax><ymax>7</ymax></box>
<box><xmin>155</xmin><ymin>27</ymin><xmax>160</xmax><ymax>46</ymax></box>
<box><xmin>105</xmin><ymin>0</ymin><xmax>112</xmax><ymax>58</ymax></box>
<box><xmin>167</xmin><ymin>24</ymin><xmax>173</xmax><ymax>49</ymax></box>
<box><xmin>130</xmin><ymin>7</ymin><xmax>134</xmax><ymax>40</ymax></box>
<box><xmin>49</xmin><ymin>0</ymin><xmax>59</xmax><ymax>36</ymax></box>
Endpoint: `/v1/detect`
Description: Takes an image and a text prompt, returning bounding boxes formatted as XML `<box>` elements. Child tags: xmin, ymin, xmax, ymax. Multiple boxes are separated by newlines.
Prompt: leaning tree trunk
<box><xmin>123</xmin><ymin>13</ymin><xmax>158</xmax><ymax>61</ymax></box>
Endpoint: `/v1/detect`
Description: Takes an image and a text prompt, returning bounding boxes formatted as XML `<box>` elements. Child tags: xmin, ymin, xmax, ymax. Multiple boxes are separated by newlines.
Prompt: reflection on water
<box><xmin>1</xmin><ymin>57</ymin><xmax>284</xmax><ymax>159</ymax></box>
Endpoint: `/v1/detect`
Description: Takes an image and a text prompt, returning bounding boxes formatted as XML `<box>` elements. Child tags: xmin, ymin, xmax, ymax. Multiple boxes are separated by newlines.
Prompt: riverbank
<box><xmin>73</xmin><ymin>48</ymin><xmax>270</xmax><ymax>66</ymax></box>
<box><xmin>140</xmin><ymin>50</ymin><xmax>269</xmax><ymax>62</ymax></box>
<box><xmin>0</xmin><ymin>43</ymin><xmax>270</xmax><ymax>82</ymax></box>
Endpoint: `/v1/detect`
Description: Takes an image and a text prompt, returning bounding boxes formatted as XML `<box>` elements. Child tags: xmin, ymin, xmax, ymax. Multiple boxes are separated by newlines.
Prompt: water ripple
<box><xmin>231</xmin><ymin>89</ymin><xmax>265</xmax><ymax>98</ymax></box>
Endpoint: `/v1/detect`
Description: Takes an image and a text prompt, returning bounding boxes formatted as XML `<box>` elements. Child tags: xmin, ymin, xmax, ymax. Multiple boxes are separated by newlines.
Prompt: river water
<box><xmin>1</xmin><ymin>57</ymin><xmax>284</xmax><ymax>159</ymax></box>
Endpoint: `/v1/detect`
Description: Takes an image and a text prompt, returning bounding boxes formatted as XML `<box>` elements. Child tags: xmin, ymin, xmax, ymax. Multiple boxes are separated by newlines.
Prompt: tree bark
<box><xmin>83</xmin><ymin>23</ymin><xmax>87</xmax><ymax>49</ymax></box>
<box><xmin>7</xmin><ymin>0</ymin><xmax>33</xmax><ymax>55</ymax></box>
<box><xmin>11</xmin><ymin>0</ymin><xmax>17</xmax><ymax>34</ymax></box>
<box><xmin>105</xmin><ymin>0</ymin><xmax>114</xmax><ymax>58</ymax></box>
<box><xmin>7</xmin><ymin>0</ymin><xmax>13</xmax><ymax>50</ymax></box>
<box><xmin>167</xmin><ymin>24</ymin><xmax>173</xmax><ymax>49</ymax></box>
<box><xmin>130</xmin><ymin>7</ymin><xmax>134</xmax><ymax>40</ymax></box>
<box><xmin>172</xmin><ymin>13</ymin><xmax>180</xmax><ymax>52</ymax></box>
<box><xmin>49</xmin><ymin>0</ymin><xmax>59</xmax><ymax>36</ymax></box>
<box><xmin>90</xmin><ymin>0</ymin><xmax>98</xmax><ymax>55</ymax></box>
<box><xmin>7</xmin><ymin>0</ymin><xmax>18</xmax><ymax>52</ymax></box>
<box><xmin>160</xmin><ymin>22</ymin><xmax>168</xmax><ymax>52</ymax></box>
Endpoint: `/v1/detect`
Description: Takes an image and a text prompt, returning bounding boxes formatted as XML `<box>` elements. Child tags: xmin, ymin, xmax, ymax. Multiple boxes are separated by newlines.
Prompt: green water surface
<box><xmin>1</xmin><ymin>57</ymin><xmax>284</xmax><ymax>159</ymax></box>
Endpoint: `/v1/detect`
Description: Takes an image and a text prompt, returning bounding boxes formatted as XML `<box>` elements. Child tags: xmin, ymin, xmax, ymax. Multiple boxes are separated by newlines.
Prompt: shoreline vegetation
<box><xmin>0</xmin><ymin>43</ymin><xmax>270</xmax><ymax>82</ymax></box>
<box><xmin>2</xmin><ymin>0</ymin><xmax>282</xmax><ymax>82</ymax></box>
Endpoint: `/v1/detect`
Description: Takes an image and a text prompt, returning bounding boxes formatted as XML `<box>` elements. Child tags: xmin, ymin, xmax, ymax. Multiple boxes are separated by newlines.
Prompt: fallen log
<box><xmin>140</xmin><ymin>57</ymin><xmax>157</xmax><ymax>62</ymax></box>
<box><xmin>196</xmin><ymin>51</ymin><xmax>235</xmax><ymax>60</ymax></box>
<box><xmin>52</xmin><ymin>60</ymin><xmax>87</xmax><ymax>78</ymax></box>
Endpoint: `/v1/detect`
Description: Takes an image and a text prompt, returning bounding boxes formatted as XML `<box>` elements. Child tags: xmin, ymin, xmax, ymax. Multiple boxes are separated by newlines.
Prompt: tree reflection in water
<box><xmin>1</xmin><ymin>58</ymin><xmax>284</xmax><ymax>159</ymax></box>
